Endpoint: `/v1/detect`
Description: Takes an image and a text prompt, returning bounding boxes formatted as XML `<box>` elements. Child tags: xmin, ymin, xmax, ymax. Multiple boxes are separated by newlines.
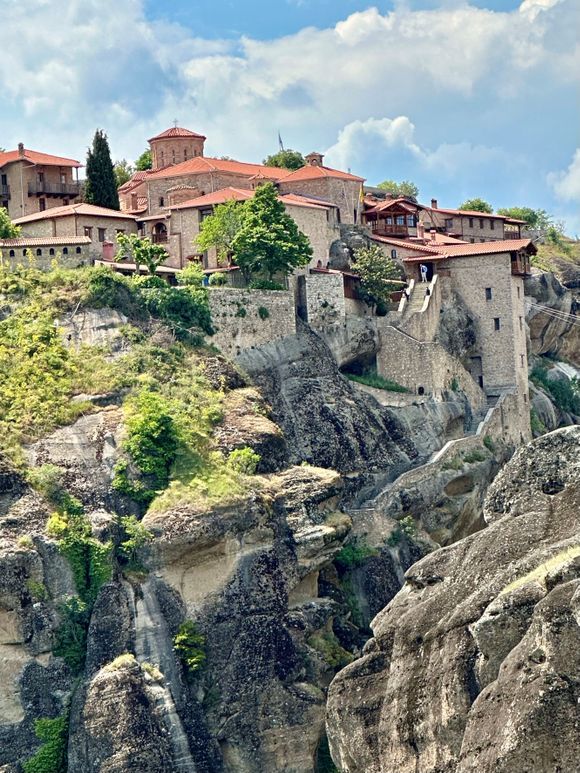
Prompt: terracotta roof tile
<box><xmin>147</xmin><ymin>156</ymin><xmax>289</xmax><ymax>181</ymax></box>
<box><xmin>280</xmin><ymin>164</ymin><xmax>364</xmax><ymax>183</ymax></box>
<box><xmin>13</xmin><ymin>203</ymin><xmax>138</xmax><ymax>224</ymax></box>
<box><xmin>148</xmin><ymin>126</ymin><xmax>206</xmax><ymax>142</ymax></box>
<box><xmin>170</xmin><ymin>187</ymin><xmax>254</xmax><ymax>210</ymax></box>
<box><xmin>427</xmin><ymin>206</ymin><xmax>512</xmax><ymax>221</ymax></box>
<box><xmin>0</xmin><ymin>148</ymin><xmax>81</xmax><ymax>168</ymax></box>
<box><xmin>402</xmin><ymin>238</ymin><xmax>535</xmax><ymax>262</ymax></box>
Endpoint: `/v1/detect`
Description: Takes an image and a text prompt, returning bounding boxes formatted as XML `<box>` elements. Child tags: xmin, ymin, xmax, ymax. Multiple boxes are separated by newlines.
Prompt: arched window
<box><xmin>63</xmin><ymin>247</ymin><xmax>68</xmax><ymax>255</ymax></box>
<box><xmin>22</xmin><ymin>249</ymin><xmax>27</xmax><ymax>256</ymax></box>
<box><xmin>9</xmin><ymin>249</ymin><xmax>15</xmax><ymax>257</ymax></box>
<box><xmin>391</xmin><ymin>249</ymin><xmax>397</xmax><ymax>259</ymax></box>
<box><xmin>417</xmin><ymin>386</ymin><xmax>425</xmax><ymax>395</ymax></box>
<box><xmin>36</xmin><ymin>248</ymin><xmax>42</xmax><ymax>256</ymax></box>
<box><xmin>76</xmin><ymin>246</ymin><xmax>82</xmax><ymax>254</ymax></box>
<box><xmin>49</xmin><ymin>248</ymin><xmax>55</xmax><ymax>256</ymax></box>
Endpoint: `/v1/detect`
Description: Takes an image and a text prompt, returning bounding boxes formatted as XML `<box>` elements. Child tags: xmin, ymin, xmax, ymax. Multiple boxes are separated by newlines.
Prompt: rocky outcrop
<box><xmin>525</xmin><ymin>270</ymin><xmax>577</xmax><ymax>361</ymax></box>
<box><xmin>327</xmin><ymin>426</ymin><xmax>580</xmax><ymax>773</ymax></box>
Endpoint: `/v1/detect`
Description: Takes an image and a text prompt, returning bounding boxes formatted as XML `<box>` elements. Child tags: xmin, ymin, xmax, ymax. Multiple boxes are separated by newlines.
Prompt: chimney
<box><xmin>430</xmin><ymin>228</ymin><xmax>437</xmax><ymax>242</ymax></box>
<box><xmin>431</xmin><ymin>198</ymin><xmax>438</xmax><ymax>209</ymax></box>
<box><xmin>417</xmin><ymin>221</ymin><xmax>425</xmax><ymax>240</ymax></box>
<box><xmin>17</xmin><ymin>142</ymin><xmax>25</xmax><ymax>157</ymax></box>
<box><xmin>305</xmin><ymin>151</ymin><xmax>324</xmax><ymax>167</ymax></box>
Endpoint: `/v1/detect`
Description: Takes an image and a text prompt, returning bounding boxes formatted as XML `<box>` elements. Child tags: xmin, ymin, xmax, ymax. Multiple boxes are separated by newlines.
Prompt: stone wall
<box><xmin>146</xmin><ymin>172</ymin><xmax>252</xmax><ymax>215</ymax></box>
<box><xmin>18</xmin><ymin>213</ymin><xmax>138</xmax><ymax>260</ymax></box>
<box><xmin>150</xmin><ymin>136</ymin><xmax>204</xmax><ymax>170</ymax></box>
<box><xmin>4</xmin><ymin>161</ymin><xmax>79</xmax><ymax>219</ymax></box>
<box><xmin>376</xmin><ymin>322</ymin><xmax>485</xmax><ymax>410</ymax></box>
<box><xmin>208</xmin><ymin>288</ymin><xmax>296</xmax><ymax>358</ymax></box>
<box><xmin>0</xmin><ymin>242</ymin><xmax>89</xmax><ymax>269</ymax></box>
<box><xmin>420</xmin><ymin>210</ymin><xmax>506</xmax><ymax>242</ymax></box>
<box><xmin>398</xmin><ymin>274</ymin><xmax>441</xmax><ymax>342</ymax></box>
<box><xmin>284</xmin><ymin>203</ymin><xmax>336</xmax><ymax>268</ymax></box>
<box><xmin>278</xmin><ymin>177</ymin><xmax>362</xmax><ymax>225</ymax></box>
<box><xmin>304</xmin><ymin>273</ymin><xmax>345</xmax><ymax>329</ymax></box>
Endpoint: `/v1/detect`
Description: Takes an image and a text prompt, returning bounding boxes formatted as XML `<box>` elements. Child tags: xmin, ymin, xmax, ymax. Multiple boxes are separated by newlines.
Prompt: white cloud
<box><xmin>549</xmin><ymin>149</ymin><xmax>580</xmax><ymax>202</ymax></box>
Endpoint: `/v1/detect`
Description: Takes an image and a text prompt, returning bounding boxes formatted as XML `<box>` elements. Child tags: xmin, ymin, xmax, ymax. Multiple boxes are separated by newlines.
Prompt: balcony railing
<box><xmin>28</xmin><ymin>181</ymin><xmax>81</xmax><ymax>197</ymax></box>
<box><xmin>152</xmin><ymin>233</ymin><xmax>168</xmax><ymax>244</ymax></box>
<box><xmin>373</xmin><ymin>224</ymin><xmax>409</xmax><ymax>237</ymax></box>
<box><xmin>0</xmin><ymin>184</ymin><xmax>10</xmax><ymax>199</ymax></box>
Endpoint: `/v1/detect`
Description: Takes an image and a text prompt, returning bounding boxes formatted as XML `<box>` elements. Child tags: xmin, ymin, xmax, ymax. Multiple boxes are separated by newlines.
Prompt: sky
<box><xmin>1</xmin><ymin>0</ymin><xmax>579</xmax><ymax>231</ymax></box>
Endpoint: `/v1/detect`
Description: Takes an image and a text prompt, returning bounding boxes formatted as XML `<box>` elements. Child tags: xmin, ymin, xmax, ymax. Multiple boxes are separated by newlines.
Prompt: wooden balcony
<box><xmin>28</xmin><ymin>181</ymin><xmax>81</xmax><ymax>197</ymax></box>
<box><xmin>152</xmin><ymin>232</ymin><xmax>168</xmax><ymax>244</ymax></box>
<box><xmin>511</xmin><ymin>253</ymin><xmax>531</xmax><ymax>276</ymax></box>
<box><xmin>373</xmin><ymin>224</ymin><xmax>409</xmax><ymax>237</ymax></box>
<box><xmin>0</xmin><ymin>184</ymin><xmax>10</xmax><ymax>199</ymax></box>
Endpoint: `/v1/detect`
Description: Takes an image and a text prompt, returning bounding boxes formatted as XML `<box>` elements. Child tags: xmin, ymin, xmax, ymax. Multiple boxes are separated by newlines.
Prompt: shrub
<box><xmin>234</xmin><ymin>303</ymin><xmax>247</xmax><ymax>318</ymax></box>
<box><xmin>335</xmin><ymin>539</ymin><xmax>378</xmax><ymax>572</ymax></box>
<box><xmin>399</xmin><ymin>515</ymin><xmax>416</xmax><ymax>538</ymax></box>
<box><xmin>52</xmin><ymin>596</ymin><xmax>90</xmax><ymax>673</ymax></box>
<box><xmin>257</xmin><ymin>306</ymin><xmax>270</xmax><ymax>320</ymax></box>
<box><xmin>208</xmin><ymin>272</ymin><xmax>227</xmax><ymax>287</ymax></box>
<box><xmin>26</xmin><ymin>464</ymin><xmax>63</xmax><ymax>503</ymax></box>
<box><xmin>442</xmin><ymin>455</ymin><xmax>463</xmax><ymax>471</ymax></box>
<box><xmin>173</xmin><ymin>620</ymin><xmax>206</xmax><ymax>674</ymax></box>
<box><xmin>23</xmin><ymin>712</ymin><xmax>69</xmax><ymax>773</ymax></box>
<box><xmin>26</xmin><ymin>579</ymin><xmax>48</xmax><ymax>601</ymax></box>
<box><xmin>483</xmin><ymin>435</ymin><xmax>495</xmax><ymax>453</ymax></box>
<box><xmin>227</xmin><ymin>447</ymin><xmax>261</xmax><ymax>475</ymax></box>
<box><xmin>248</xmin><ymin>279</ymin><xmax>286</xmax><ymax>291</ymax></box>
<box><xmin>530</xmin><ymin>408</ymin><xmax>547</xmax><ymax>436</ymax></box>
<box><xmin>450</xmin><ymin>376</ymin><xmax>459</xmax><ymax>392</ymax></box>
<box><xmin>18</xmin><ymin>535</ymin><xmax>34</xmax><ymax>550</ymax></box>
<box><xmin>386</xmin><ymin>529</ymin><xmax>402</xmax><ymax>547</ymax></box>
<box><xmin>463</xmin><ymin>449</ymin><xmax>487</xmax><ymax>464</ymax></box>
<box><xmin>530</xmin><ymin>363</ymin><xmax>580</xmax><ymax>415</ymax></box>
<box><xmin>84</xmin><ymin>266</ymin><xmax>144</xmax><ymax>319</ymax></box>
<box><xmin>117</xmin><ymin>515</ymin><xmax>153</xmax><ymax>567</ymax></box>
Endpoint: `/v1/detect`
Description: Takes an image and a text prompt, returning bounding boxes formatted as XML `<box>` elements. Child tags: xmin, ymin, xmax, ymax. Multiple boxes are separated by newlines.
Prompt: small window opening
<box><xmin>494</xmin><ymin>317</ymin><xmax>501</xmax><ymax>331</ymax></box>
<box><xmin>485</xmin><ymin>287</ymin><xmax>492</xmax><ymax>300</ymax></box>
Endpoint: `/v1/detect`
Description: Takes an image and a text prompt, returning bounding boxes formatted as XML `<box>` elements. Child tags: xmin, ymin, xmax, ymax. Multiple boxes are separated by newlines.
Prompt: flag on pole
<box><xmin>278</xmin><ymin>131</ymin><xmax>284</xmax><ymax>151</ymax></box>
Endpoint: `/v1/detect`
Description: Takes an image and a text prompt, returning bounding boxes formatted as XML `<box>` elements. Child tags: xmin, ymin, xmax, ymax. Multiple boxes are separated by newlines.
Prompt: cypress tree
<box><xmin>84</xmin><ymin>129</ymin><xmax>120</xmax><ymax>210</ymax></box>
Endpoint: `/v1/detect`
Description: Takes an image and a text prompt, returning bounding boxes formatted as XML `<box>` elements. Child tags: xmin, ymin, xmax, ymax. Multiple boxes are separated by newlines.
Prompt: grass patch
<box><xmin>308</xmin><ymin>630</ymin><xmax>353</xmax><ymax>670</ymax></box>
<box><xmin>463</xmin><ymin>449</ymin><xmax>487</xmax><ymax>464</ymax></box>
<box><xmin>346</xmin><ymin>373</ymin><xmax>409</xmax><ymax>393</ymax></box>
<box><xmin>442</xmin><ymin>455</ymin><xmax>464</xmax><ymax>471</ymax></box>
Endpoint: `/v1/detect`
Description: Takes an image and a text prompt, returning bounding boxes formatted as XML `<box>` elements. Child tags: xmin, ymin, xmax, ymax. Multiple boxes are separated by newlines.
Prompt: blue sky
<box><xmin>1</xmin><ymin>0</ymin><xmax>579</xmax><ymax>231</ymax></box>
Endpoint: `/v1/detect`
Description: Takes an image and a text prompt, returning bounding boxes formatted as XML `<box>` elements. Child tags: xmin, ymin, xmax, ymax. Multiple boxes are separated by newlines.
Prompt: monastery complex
<box><xmin>0</xmin><ymin>125</ymin><xmax>535</xmax><ymax>443</ymax></box>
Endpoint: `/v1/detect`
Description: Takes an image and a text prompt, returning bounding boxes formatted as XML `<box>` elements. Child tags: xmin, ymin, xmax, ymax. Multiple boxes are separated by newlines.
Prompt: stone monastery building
<box><xmin>3</xmin><ymin>124</ymin><xmax>534</xmax><ymax>443</ymax></box>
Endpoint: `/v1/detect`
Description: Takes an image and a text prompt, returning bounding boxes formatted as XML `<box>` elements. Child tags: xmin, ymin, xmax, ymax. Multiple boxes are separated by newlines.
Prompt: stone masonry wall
<box><xmin>376</xmin><ymin>322</ymin><xmax>485</xmax><ymax>411</ymax></box>
<box><xmin>19</xmin><ymin>214</ymin><xmax>138</xmax><ymax>260</ymax></box>
<box><xmin>398</xmin><ymin>274</ymin><xmax>441</xmax><ymax>342</ymax></box>
<box><xmin>4</xmin><ymin>161</ymin><xmax>79</xmax><ymax>219</ymax></box>
<box><xmin>278</xmin><ymin>177</ymin><xmax>362</xmax><ymax>225</ymax></box>
<box><xmin>304</xmin><ymin>273</ymin><xmax>345</xmax><ymax>330</ymax></box>
<box><xmin>208</xmin><ymin>288</ymin><xmax>296</xmax><ymax>359</ymax></box>
<box><xmin>0</xmin><ymin>243</ymin><xmax>89</xmax><ymax>269</ymax></box>
<box><xmin>420</xmin><ymin>210</ymin><xmax>506</xmax><ymax>242</ymax></box>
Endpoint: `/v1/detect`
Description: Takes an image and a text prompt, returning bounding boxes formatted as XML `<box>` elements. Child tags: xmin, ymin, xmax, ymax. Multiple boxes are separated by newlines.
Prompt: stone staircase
<box><xmin>404</xmin><ymin>283</ymin><xmax>429</xmax><ymax>315</ymax></box>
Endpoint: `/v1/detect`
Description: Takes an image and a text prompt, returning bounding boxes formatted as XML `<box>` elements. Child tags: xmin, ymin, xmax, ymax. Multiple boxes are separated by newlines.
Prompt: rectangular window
<box><xmin>386</xmin><ymin>216</ymin><xmax>393</xmax><ymax>225</ymax></box>
<box><xmin>407</xmin><ymin>215</ymin><xmax>415</xmax><ymax>227</ymax></box>
<box><xmin>520</xmin><ymin>354</ymin><xmax>525</xmax><ymax>367</ymax></box>
<box><xmin>159</xmin><ymin>197</ymin><xmax>165</xmax><ymax>207</ymax></box>
<box><xmin>39</xmin><ymin>198</ymin><xmax>46</xmax><ymax>211</ymax></box>
<box><xmin>517</xmin><ymin>286</ymin><xmax>521</xmax><ymax>298</ymax></box>
<box><xmin>519</xmin><ymin>316</ymin><xmax>523</xmax><ymax>330</ymax></box>
<box><xmin>485</xmin><ymin>287</ymin><xmax>492</xmax><ymax>300</ymax></box>
<box><xmin>98</xmin><ymin>228</ymin><xmax>106</xmax><ymax>242</ymax></box>
<box><xmin>524</xmin><ymin>393</ymin><xmax>528</xmax><ymax>403</ymax></box>
<box><xmin>116</xmin><ymin>228</ymin><xmax>125</xmax><ymax>235</ymax></box>
<box><xmin>445</xmin><ymin>218</ymin><xmax>454</xmax><ymax>230</ymax></box>
<box><xmin>469</xmin><ymin>217</ymin><xmax>474</xmax><ymax>228</ymax></box>
<box><xmin>1</xmin><ymin>174</ymin><xmax>7</xmax><ymax>185</ymax></box>
<box><xmin>494</xmin><ymin>317</ymin><xmax>501</xmax><ymax>331</ymax></box>
<box><xmin>84</xmin><ymin>226</ymin><xmax>93</xmax><ymax>238</ymax></box>
<box><xmin>470</xmin><ymin>238</ymin><xmax>475</xmax><ymax>243</ymax></box>
<box><xmin>490</xmin><ymin>220</ymin><xmax>495</xmax><ymax>230</ymax></box>
<box><xmin>479</xmin><ymin>218</ymin><xmax>484</xmax><ymax>228</ymax></box>
<box><xmin>396</xmin><ymin>215</ymin><xmax>405</xmax><ymax>226</ymax></box>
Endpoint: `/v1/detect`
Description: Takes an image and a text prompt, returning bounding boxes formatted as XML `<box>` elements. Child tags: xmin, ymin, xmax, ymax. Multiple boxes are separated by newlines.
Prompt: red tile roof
<box><xmin>280</xmin><ymin>164</ymin><xmax>364</xmax><ymax>183</ymax></box>
<box><xmin>13</xmin><ymin>203</ymin><xmax>138</xmax><ymax>224</ymax></box>
<box><xmin>427</xmin><ymin>206</ymin><xmax>513</xmax><ymax>221</ymax></box>
<box><xmin>370</xmin><ymin>235</ymin><xmax>443</xmax><ymax>254</ymax></box>
<box><xmin>169</xmin><ymin>187</ymin><xmax>335</xmax><ymax>212</ymax></box>
<box><xmin>170</xmin><ymin>187</ymin><xmax>254</xmax><ymax>210</ymax></box>
<box><xmin>365</xmin><ymin>197</ymin><xmax>418</xmax><ymax>214</ymax></box>
<box><xmin>118</xmin><ymin>170</ymin><xmax>150</xmax><ymax>193</ymax></box>
<box><xmin>403</xmin><ymin>238</ymin><xmax>535</xmax><ymax>262</ymax></box>
<box><xmin>148</xmin><ymin>126</ymin><xmax>206</xmax><ymax>142</ymax></box>
<box><xmin>0</xmin><ymin>148</ymin><xmax>81</xmax><ymax>168</ymax></box>
<box><xmin>0</xmin><ymin>236</ymin><xmax>91</xmax><ymax>247</ymax></box>
<box><xmin>147</xmin><ymin>156</ymin><xmax>289</xmax><ymax>181</ymax></box>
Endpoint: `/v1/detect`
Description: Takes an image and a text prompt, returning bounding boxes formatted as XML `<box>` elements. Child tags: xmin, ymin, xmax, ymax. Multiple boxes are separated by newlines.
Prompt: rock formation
<box><xmin>327</xmin><ymin>426</ymin><xmax>580</xmax><ymax>773</ymax></box>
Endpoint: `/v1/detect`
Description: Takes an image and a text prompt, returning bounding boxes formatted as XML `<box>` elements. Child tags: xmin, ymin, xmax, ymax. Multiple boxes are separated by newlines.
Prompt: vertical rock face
<box><xmin>326</xmin><ymin>427</ymin><xmax>580</xmax><ymax>773</ymax></box>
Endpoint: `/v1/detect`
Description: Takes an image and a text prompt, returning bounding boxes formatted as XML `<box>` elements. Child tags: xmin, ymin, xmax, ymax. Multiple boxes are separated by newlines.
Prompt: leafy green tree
<box><xmin>263</xmin><ymin>149</ymin><xmax>305</xmax><ymax>171</ymax></box>
<box><xmin>195</xmin><ymin>199</ymin><xmax>248</xmax><ymax>264</ymax></box>
<box><xmin>458</xmin><ymin>198</ymin><xmax>493</xmax><ymax>213</ymax></box>
<box><xmin>135</xmin><ymin>149</ymin><xmax>152</xmax><ymax>171</ymax></box>
<box><xmin>352</xmin><ymin>244</ymin><xmax>401</xmax><ymax>309</ymax></box>
<box><xmin>116</xmin><ymin>233</ymin><xmax>169</xmax><ymax>275</ymax></box>
<box><xmin>377</xmin><ymin>180</ymin><xmax>419</xmax><ymax>199</ymax></box>
<box><xmin>232</xmin><ymin>182</ymin><xmax>312</xmax><ymax>280</ymax></box>
<box><xmin>114</xmin><ymin>159</ymin><xmax>134</xmax><ymax>188</ymax></box>
<box><xmin>0</xmin><ymin>207</ymin><xmax>20</xmax><ymax>238</ymax></box>
<box><xmin>496</xmin><ymin>206</ymin><xmax>552</xmax><ymax>232</ymax></box>
<box><xmin>85</xmin><ymin>129</ymin><xmax>120</xmax><ymax>210</ymax></box>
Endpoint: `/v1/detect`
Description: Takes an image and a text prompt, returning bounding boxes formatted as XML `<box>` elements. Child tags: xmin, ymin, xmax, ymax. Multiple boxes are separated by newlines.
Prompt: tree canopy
<box><xmin>352</xmin><ymin>245</ymin><xmax>402</xmax><ymax>310</ymax></box>
<box><xmin>376</xmin><ymin>180</ymin><xmax>419</xmax><ymax>200</ymax></box>
<box><xmin>135</xmin><ymin>149</ymin><xmax>152</xmax><ymax>171</ymax></box>
<box><xmin>0</xmin><ymin>207</ymin><xmax>21</xmax><ymax>239</ymax></box>
<box><xmin>263</xmin><ymin>149</ymin><xmax>305</xmax><ymax>171</ymax></box>
<box><xmin>458</xmin><ymin>198</ymin><xmax>493</xmax><ymax>213</ymax></box>
<box><xmin>85</xmin><ymin>129</ymin><xmax>120</xmax><ymax>210</ymax></box>
<box><xmin>496</xmin><ymin>206</ymin><xmax>552</xmax><ymax>231</ymax></box>
<box><xmin>116</xmin><ymin>233</ymin><xmax>169</xmax><ymax>275</ymax></box>
<box><xmin>195</xmin><ymin>199</ymin><xmax>247</xmax><ymax>265</ymax></box>
<box><xmin>231</xmin><ymin>182</ymin><xmax>312</xmax><ymax>280</ymax></box>
<box><xmin>114</xmin><ymin>159</ymin><xmax>134</xmax><ymax>188</ymax></box>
